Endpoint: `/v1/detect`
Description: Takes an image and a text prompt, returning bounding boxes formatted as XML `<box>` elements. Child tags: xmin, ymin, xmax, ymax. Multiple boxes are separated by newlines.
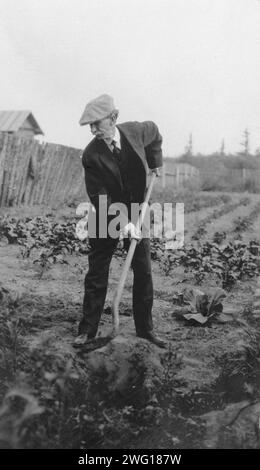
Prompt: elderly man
<box><xmin>74</xmin><ymin>94</ymin><xmax>166</xmax><ymax>348</ymax></box>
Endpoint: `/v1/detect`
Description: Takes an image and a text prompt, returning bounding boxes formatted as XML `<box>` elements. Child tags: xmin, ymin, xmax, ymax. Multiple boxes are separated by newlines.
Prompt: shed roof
<box><xmin>0</xmin><ymin>111</ymin><xmax>44</xmax><ymax>135</ymax></box>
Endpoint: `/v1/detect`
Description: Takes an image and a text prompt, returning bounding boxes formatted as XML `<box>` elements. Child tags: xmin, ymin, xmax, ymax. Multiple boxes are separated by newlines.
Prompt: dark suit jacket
<box><xmin>81</xmin><ymin>121</ymin><xmax>163</xmax><ymax>215</ymax></box>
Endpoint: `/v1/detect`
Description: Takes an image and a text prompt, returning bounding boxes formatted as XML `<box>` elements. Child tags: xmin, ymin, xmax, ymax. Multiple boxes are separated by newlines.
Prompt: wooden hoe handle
<box><xmin>111</xmin><ymin>172</ymin><xmax>157</xmax><ymax>336</ymax></box>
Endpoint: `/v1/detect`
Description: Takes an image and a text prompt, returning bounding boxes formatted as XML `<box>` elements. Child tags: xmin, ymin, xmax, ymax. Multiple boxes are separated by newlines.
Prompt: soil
<box><xmin>0</xmin><ymin>192</ymin><xmax>260</xmax><ymax>449</ymax></box>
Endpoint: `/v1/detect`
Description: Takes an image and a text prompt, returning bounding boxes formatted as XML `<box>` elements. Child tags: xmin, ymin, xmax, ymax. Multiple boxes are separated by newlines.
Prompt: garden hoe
<box><xmin>77</xmin><ymin>172</ymin><xmax>157</xmax><ymax>354</ymax></box>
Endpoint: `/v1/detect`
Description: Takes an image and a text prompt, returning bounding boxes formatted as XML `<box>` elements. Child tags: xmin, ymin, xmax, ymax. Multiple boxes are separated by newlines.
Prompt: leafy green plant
<box><xmin>191</xmin><ymin>198</ymin><xmax>250</xmax><ymax>241</ymax></box>
<box><xmin>232</xmin><ymin>202</ymin><xmax>260</xmax><ymax>234</ymax></box>
<box><xmin>213</xmin><ymin>231</ymin><xmax>227</xmax><ymax>244</ymax></box>
<box><xmin>0</xmin><ymin>215</ymin><xmax>90</xmax><ymax>258</ymax></box>
<box><xmin>33</xmin><ymin>248</ymin><xmax>68</xmax><ymax>279</ymax></box>
<box><xmin>151</xmin><ymin>239</ymin><xmax>260</xmax><ymax>290</ymax></box>
<box><xmin>0</xmin><ymin>287</ymin><xmax>22</xmax><ymax>379</ymax></box>
<box><xmin>178</xmin><ymin>287</ymin><xmax>227</xmax><ymax>324</ymax></box>
<box><xmin>150</xmin><ymin>188</ymin><xmax>232</xmax><ymax>212</ymax></box>
<box><xmin>42</xmin><ymin>359</ymin><xmax>79</xmax><ymax>447</ymax></box>
<box><xmin>0</xmin><ymin>388</ymin><xmax>44</xmax><ymax>448</ymax></box>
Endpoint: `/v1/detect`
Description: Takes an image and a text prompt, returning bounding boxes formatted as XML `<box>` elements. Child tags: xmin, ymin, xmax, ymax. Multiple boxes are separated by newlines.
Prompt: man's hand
<box><xmin>121</xmin><ymin>222</ymin><xmax>142</xmax><ymax>241</ymax></box>
<box><xmin>150</xmin><ymin>167</ymin><xmax>160</xmax><ymax>177</ymax></box>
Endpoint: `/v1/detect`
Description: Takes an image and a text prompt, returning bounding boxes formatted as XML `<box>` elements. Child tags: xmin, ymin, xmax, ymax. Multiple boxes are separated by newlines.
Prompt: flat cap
<box><xmin>79</xmin><ymin>94</ymin><xmax>116</xmax><ymax>126</ymax></box>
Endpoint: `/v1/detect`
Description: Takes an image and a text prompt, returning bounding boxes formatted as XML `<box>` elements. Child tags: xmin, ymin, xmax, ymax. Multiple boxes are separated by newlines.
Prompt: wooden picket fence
<box><xmin>161</xmin><ymin>163</ymin><xmax>260</xmax><ymax>192</ymax></box>
<box><xmin>0</xmin><ymin>132</ymin><xmax>86</xmax><ymax>207</ymax></box>
<box><xmin>161</xmin><ymin>163</ymin><xmax>200</xmax><ymax>189</ymax></box>
<box><xmin>2</xmin><ymin>131</ymin><xmax>259</xmax><ymax>208</ymax></box>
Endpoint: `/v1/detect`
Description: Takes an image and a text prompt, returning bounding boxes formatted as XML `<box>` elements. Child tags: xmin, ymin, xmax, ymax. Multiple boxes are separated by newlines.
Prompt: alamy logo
<box><xmin>75</xmin><ymin>196</ymin><xmax>184</xmax><ymax>250</ymax></box>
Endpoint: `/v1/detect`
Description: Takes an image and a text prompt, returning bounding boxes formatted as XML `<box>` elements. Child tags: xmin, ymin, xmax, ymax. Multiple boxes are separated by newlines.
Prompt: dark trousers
<box><xmin>78</xmin><ymin>237</ymin><xmax>154</xmax><ymax>337</ymax></box>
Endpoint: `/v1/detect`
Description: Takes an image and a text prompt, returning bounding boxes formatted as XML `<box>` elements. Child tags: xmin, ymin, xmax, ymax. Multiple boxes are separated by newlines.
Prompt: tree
<box><xmin>255</xmin><ymin>147</ymin><xmax>260</xmax><ymax>157</ymax></box>
<box><xmin>240</xmin><ymin>128</ymin><xmax>250</xmax><ymax>157</ymax></box>
<box><xmin>185</xmin><ymin>133</ymin><xmax>193</xmax><ymax>157</ymax></box>
<box><xmin>220</xmin><ymin>139</ymin><xmax>225</xmax><ymax>157</ymax></box>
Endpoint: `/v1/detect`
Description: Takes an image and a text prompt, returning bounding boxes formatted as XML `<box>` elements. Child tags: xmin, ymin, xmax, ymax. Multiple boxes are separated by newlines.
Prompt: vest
<box><xmin>111</xmin><ymin>131</ymin><xmax>144</xmax><ymax>204</ymax></box>
<box><xmin>108</xmin><ymin>132</ymin><xmax>145</xmax><ymax>224</ymax></box>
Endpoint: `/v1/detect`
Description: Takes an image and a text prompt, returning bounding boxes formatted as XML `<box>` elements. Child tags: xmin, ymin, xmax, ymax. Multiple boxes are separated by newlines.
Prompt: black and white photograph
<box><xmin>0</xmin><ymin>0</ymin><xmax>260</xmax><ymax>458</ymax></box>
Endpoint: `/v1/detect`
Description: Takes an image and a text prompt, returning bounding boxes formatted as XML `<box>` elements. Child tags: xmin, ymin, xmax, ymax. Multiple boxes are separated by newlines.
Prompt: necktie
<box><xmin>111</xmin><ymin>140</ymin><xmax>121</xmax><ymax>161</ymax></box>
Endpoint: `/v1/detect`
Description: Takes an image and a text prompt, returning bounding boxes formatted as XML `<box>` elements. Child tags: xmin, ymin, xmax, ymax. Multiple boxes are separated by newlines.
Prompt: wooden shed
<box><xmin>0</xmin><ymin>111</ymin><xmax>44</xmax><ymax>139</ymax></box>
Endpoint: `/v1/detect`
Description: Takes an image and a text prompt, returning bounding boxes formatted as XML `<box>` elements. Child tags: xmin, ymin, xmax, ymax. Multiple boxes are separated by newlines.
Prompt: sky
<box><xmin>0</xmin><ymin>0</ymin><xmax>260</xmax><ymax>156</ymax></box>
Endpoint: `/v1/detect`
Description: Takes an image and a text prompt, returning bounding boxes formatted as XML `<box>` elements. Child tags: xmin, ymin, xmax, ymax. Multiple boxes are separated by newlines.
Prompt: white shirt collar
<box><xmin>113</xmin><ymin>126</ymin><xmax>121</xmax><ymax>149</ymax></box>
<box><xmin>103</xmin><ymin>126</ymin><xmax>121</xmax><ymax>151</ymax></box>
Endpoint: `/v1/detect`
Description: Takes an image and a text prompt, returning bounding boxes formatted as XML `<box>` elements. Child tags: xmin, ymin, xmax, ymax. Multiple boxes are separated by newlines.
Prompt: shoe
<box><xmin>73</xmin><ymin>333</ymin><xmax>94</xmax><ymax>348</ymax></box>
<box><xmin>137</xmin><ymin>332</ymin><xmax>167</xmax><ymax>348</ymax></box>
